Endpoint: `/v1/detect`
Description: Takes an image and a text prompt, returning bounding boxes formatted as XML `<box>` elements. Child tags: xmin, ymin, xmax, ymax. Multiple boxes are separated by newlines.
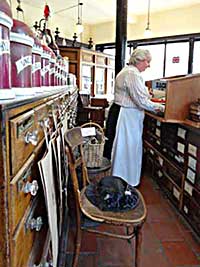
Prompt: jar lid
<box><xmin>0</xmin><ymin>0</ymin><xmax>12</xmax><ymax>18</ymax></box>
<box><xmin>12</xmin><ymin>19</ymin><xmax>34</xmax><ymax>36</ymax></box>
<box><xmin>0</xmin><ymin>10</ymin><xmax>13</xmax><ymax>29</ymax></box>
<box><xmin>11</xmin><ymin>19</ymin><xmax>34</xmax><ymax>46</ymax></box>
<box><xmin>0</xmin><ymin>0</ymin><xmax>13</xmax><ymax>29</ymax></box>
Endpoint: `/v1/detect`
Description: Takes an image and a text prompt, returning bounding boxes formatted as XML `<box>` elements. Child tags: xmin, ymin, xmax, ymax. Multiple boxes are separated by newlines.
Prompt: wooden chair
<box><xmin>64</xmin><ymin>127</ymin><xmax>147</xmax><ymax>267</ymax></box>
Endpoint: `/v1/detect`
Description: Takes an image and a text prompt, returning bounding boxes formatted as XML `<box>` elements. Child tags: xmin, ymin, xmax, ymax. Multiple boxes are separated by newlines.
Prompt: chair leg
<box><xmin>134</xmin><ymin>226</ymin><xmax>142</xmax><ymax>267</ymax></box>
<box><xmin>72</xmin><ymin>228</ymin><xmax>82</xmax><ymax>267</ymax></box>
<box><xmin>126</xmin><ymin>226</ymin><xmax>132</xmax><ymax>244</ymax></box>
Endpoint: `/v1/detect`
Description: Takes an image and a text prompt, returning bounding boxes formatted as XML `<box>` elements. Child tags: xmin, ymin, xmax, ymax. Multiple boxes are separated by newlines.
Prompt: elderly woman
<box><xmin>111</xmin><ymin>48</ymin><xmax>164</xmax><ymax>187</ymax></box>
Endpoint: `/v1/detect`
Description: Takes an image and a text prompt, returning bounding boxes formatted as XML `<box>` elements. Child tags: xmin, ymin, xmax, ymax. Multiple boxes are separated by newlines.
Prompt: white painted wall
<box><xmin>10</xmin><ymin>3</ymin><xmax>200</xmax><ymax>45</ymax></box>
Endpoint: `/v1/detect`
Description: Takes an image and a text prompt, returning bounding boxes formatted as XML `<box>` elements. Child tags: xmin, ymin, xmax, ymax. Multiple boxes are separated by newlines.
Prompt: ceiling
<box><xmin>20</xmin><ymin>0</ymin><xmax>200</xmax><ymax>25</ymax></box>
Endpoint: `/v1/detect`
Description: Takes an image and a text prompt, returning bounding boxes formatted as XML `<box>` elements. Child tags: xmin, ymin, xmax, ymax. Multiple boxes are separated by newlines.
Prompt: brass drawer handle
<box><xmin>23</xmin><ymin>180</ymin><xmax>39</xmax><ymax>196</ymax></box>
<box><xmin>24</xmin><ymin>131</ymin><xmax>38</xmax><ymax>146</ymax></box>
<box><xmin>26</xmin><ymin>216</ymin><xmax>43</xmax><ymax>232</ymax></box>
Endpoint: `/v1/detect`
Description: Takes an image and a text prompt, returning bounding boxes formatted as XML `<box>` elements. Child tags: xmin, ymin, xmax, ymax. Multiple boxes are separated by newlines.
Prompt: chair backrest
<box><xmin>64</xmin><ymin>127</ymin><xmax>89</xmax><ymax>199</ymax></box>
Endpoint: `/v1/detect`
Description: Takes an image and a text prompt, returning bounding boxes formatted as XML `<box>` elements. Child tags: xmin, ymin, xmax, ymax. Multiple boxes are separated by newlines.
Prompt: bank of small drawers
<box><xmin>7</xmin><ymin>89</ymin><xmax>78</xmax><ymax>267</ymax></box>
<box><xmin>182</xmin><ymin>188</ymin><xmax>200</xmax><ymax>235</ymax></box>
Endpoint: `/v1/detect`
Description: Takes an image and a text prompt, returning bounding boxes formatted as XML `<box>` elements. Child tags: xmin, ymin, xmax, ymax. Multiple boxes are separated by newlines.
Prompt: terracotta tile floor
<box><xmin>65</xmin><ymin>174</ymin><xmax>200</xmax><ymax>267</ymax></box>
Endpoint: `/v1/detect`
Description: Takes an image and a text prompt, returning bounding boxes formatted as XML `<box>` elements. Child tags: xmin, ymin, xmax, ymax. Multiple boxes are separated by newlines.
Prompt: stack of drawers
<box><xmin>143</xmin><ymin>114</ymin><xmax>200</xmax><ymax>237</ymax></box>
<box><xmin>0</xmin><ymin>87</ymin><xmax>78</xmax><ymax>267</ymax></box>
<box><xmin>160</xmin><ymin>123</ymin><xmax>187</xmax><ymax>170</ymax></box>
<box><xmin>182</xmin><ymin>130</ymin><xmax>200</xmax><ymax>235</ymax></box>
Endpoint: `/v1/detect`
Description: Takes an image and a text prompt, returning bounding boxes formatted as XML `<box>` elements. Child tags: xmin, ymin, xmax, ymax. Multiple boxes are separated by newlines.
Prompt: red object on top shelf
<box><xmin>44</xmin><ymin>4</ymin><xmax>50</xmax><ymax>20</ymax></box>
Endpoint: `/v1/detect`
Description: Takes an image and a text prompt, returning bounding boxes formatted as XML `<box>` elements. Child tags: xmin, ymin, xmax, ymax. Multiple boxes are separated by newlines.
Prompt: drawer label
<box><xmin>158</xmin><ymin>156</ymin><xmax>163</xmax><ymax>166</ymax></box>
<box><xmin>175</xmin><ymin>155</ymin><xmax>184</xmax><ymax>163</ymax></box>
<box><xmin>173</xmin><ymin>186</ymin><xmax>180</xmax><ymax>200</ymax></box>
<box><xmin>177</xmin><ymin>142</ymin><xmax>185</xmax><ymax>154</ymax></box>
<box><xmin>188</xmin><ymin>144</ymin><xmax>197</xmax><ymax>158</ymax></box>
<box><xmin>184</xmin><ymin>181</ymin><xmax>193</xmax><ymax>196</ymax></box>
<box><xmin>188</xmin><ymin>156</ymin><xmax>197</xmax><ymax>171</ymax></box>
<box><xmin>150</xmin><ymin>149</ymin><xmax>154</xmax><ymax>155</ymax></box>
<box><xmin>156</xmin><ymin>128</ymin><xmax>161</xmax><ymax>137</ymax></box>
<box><xmin>183</xmin><ymin>205</ymin><xmax>188</xmax><ymax>214</ymax></box>
<box><xmin>186</xmin><ymin>168</ymin><xmax>195</xmax><ymax>184</ymax></box>
<box><xmin>177</xmin><ymin>127</ymin><xmax>186</xmax><ymax>139</ymax></box>
<box><xmin>156</xmin><ymin>140</ymin><xmax>161</xmax><ymax>145</ymax></box>
<box><xmin>156</xmin><ymin>120</ymin><xmax>161</xmax><ymax>127</ymax></box>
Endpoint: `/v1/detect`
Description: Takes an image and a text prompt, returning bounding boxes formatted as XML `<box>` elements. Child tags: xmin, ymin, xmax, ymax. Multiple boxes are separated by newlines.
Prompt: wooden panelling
<box><xmin>10</xmin><ymin>110</ymin><xmax>36</xmax><ymax>176</ymax></box>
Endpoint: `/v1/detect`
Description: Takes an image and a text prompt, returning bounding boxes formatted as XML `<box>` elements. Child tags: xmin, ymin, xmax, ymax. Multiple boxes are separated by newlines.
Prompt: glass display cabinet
<box><xmin>58</xmin><ymin>47</ymin><xmax>115</xmax><ymax>97</ymax></box>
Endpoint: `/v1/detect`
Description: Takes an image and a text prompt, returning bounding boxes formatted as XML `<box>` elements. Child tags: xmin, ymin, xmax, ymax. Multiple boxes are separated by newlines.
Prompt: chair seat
<box><xmin>80</xmin><ymin>186</ymin><xmax>147</xmax><ymax>225</ymax></box>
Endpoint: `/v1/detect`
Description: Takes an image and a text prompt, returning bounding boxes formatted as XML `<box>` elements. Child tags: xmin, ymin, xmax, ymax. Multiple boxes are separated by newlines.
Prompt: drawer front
<box><xmin>182</xmin><ymin>192</ymin><xmax>200</xmax><ymax>234</ymax></box>
<box><xmin>10</xmin><ymin>110</ymin><xmax>37</xmax><ymax>176</ymax></box>
<box><xmin>11</xmin><ymin>198</ymin><xmax>47</xmax><ymax>267</ymax></box>
<box><xmin>163</xmin><ymin>161</ymin><xmax>183</xmax><ymax>188</ymax></box>
<box><xmin>157</xmin><ymin>175</ymin><xmax>181</xmax><ymax>208</ymax></box>
<box><xmin>34</xmin><ymin>103</ymin><xmax>48</xmax><ymax>142</ymax></box>
<box><xmin>10</xmin><ymin>147</ymin><xmax>44</xmax><ymax>234</ymax></box>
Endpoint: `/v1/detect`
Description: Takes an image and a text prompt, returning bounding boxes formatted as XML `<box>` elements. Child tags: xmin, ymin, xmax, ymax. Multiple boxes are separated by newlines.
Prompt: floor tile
<box><xmin>151</xmin><ymin>221</ymin><xmax>184</xmax><ymax>242</ymax></box>
<box><xmin>162</xmin><ymin>241</ymin><xmax>200</xmax><ymax>266</ymax></box>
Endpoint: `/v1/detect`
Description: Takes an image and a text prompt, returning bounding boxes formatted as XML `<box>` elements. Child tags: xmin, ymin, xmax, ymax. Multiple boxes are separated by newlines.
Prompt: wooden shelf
<box><xmin>184</xmin><ymin>119</ymin><xmax>200</xmax><ymax>128</ymax></box>
<box><xmin>145</xmin><ymin>111</ymin><xmax>167</xmax><ymax>122</ymax></box>
<box><xmin>146</xmin><ymin>74</ymin><xmax>200</xmax><ymax>123</ymax></box>
<box><xmin>59</xmin><ymin>47</ymin><xmax>115</xmax><ymax>97</ymax></box>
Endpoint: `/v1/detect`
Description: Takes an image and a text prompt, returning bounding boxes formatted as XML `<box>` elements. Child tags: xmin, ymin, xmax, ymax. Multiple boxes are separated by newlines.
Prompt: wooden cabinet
<box><xmin>146</xmin><ymin>74</ymin><xmax>200</xmax><ymax>124</ymax></box>
<box><xmin>143</xmin><ymin>114</ymin><xmax>200</xmax><ymax>237</ymax></box>
<box><xmin>59</xmin><ymin>47</ymin><xmax>115</xmax><ymax>96</ymax></box>
<box><xmin>0</xmin><ymin>86</ymin><xmax>78</xmax><ymax>267</ymax></box>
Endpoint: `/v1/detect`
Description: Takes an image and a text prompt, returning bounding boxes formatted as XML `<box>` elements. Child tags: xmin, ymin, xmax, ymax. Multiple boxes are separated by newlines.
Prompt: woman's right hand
<box><xmin>155</xmin><ymin>104</ymin><xmax>165</xmax><ymax>113</ymax></box>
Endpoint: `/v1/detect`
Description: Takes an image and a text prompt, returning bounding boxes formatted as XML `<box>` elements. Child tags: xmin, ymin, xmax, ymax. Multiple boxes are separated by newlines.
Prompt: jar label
<box><xmin>41</xmin><ymin>64</ymin><xmax>50</xmax><ymax>77</ymax></box>
<box><xmin>16</xmin><ymin>55</ymin><xmax>32</xmax><ymax>74</ymax></box>
<box><xmin>32</xmin><ymin>62</ymin><xmax>41</xmax><ymax>73</ymax></box>
<box><xmin>49</xmin><ymin>67</ymin><xmax>55</xmax><ymax>75</ymax></box>
<box><xmin>0</xmin><ymin>39</ymin><xmax>10</xmax><ymax>55</ymax></box>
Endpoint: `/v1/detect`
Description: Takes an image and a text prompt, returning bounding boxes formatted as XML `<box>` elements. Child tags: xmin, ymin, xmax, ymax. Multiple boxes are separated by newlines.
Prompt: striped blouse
<box><xmin>114</xmin><ymin>65</ymin><xmax>164</xmax><ymax>112</ymax></box>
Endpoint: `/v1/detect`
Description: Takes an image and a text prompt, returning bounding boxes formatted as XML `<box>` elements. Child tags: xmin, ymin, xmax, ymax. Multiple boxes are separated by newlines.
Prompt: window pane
<box><xmin>95</xmin><ymin>67</ymin><xmax>105</xmax><ymax>95</ymax></box>
<box><xmin>193</xmin><ymin>41</ymin><xmax>200</xmax><ymax>74</ymax></box>
<box><xmin>165</xmin><ymin>42</ymin><xmax>189</xmax><ymax>77</ymax></box>
<box><xmin>137</xmin><ymin>44</ymin><xmax>165</xmax><ymax>81</ymax></box>
<box><xmin>103</xmin><ymin>48</ymin><xmax>115</xmax><ymax>56</ymax></box>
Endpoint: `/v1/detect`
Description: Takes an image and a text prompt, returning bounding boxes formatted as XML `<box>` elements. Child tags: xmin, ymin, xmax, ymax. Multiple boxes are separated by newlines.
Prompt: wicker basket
<box><xmin>81</xmin><ymin>122</ymin><xmax>105</xmax><ymax>168</ymax></box>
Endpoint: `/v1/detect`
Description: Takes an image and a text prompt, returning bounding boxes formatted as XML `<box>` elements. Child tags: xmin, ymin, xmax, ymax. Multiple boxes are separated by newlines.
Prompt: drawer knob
<box><xmin>23</xmin><ymin>180</ymin><xmax>39</xmax><ymax>196</ymax></box>
<box><xmin>25</xmin><ymin>131</ymin><xmax>38</xmax><ymax>146</ymax></box>
<box><xmin>27</xmin><ymin>216</ymin><xmax>43</xmax><ymax>231</ymax></box>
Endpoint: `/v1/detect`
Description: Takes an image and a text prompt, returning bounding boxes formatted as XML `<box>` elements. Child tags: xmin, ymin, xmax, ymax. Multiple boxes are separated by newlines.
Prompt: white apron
<box><xmin>111</xmin><ymin>107</ymin><xmax>144</xmax><ymax>186</ymax></box>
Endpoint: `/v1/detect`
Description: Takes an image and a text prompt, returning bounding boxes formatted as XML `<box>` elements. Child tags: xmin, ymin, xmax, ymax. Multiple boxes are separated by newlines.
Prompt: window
<box><xmin>165</xmin><ymin>42</ymin><xmax>189</xmax><ymax>77</ymax></box>
<box><xmin>192</xmin><ymin>41</ymin><xmax>200</xmax><ymax>74</ymax></box>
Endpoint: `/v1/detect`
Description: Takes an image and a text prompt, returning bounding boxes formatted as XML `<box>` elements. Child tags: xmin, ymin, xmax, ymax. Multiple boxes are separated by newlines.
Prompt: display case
<box><xmin>58</xmin><ymin>47</ymin><xmax>115</xmax><ymax>97</ymax></box>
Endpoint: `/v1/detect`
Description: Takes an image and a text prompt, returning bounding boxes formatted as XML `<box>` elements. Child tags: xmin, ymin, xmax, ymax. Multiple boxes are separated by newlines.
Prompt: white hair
<box><xmin>129</xmin><ymin>49</ymin><xmax>151</xmax><ymax>66</ymax></box>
